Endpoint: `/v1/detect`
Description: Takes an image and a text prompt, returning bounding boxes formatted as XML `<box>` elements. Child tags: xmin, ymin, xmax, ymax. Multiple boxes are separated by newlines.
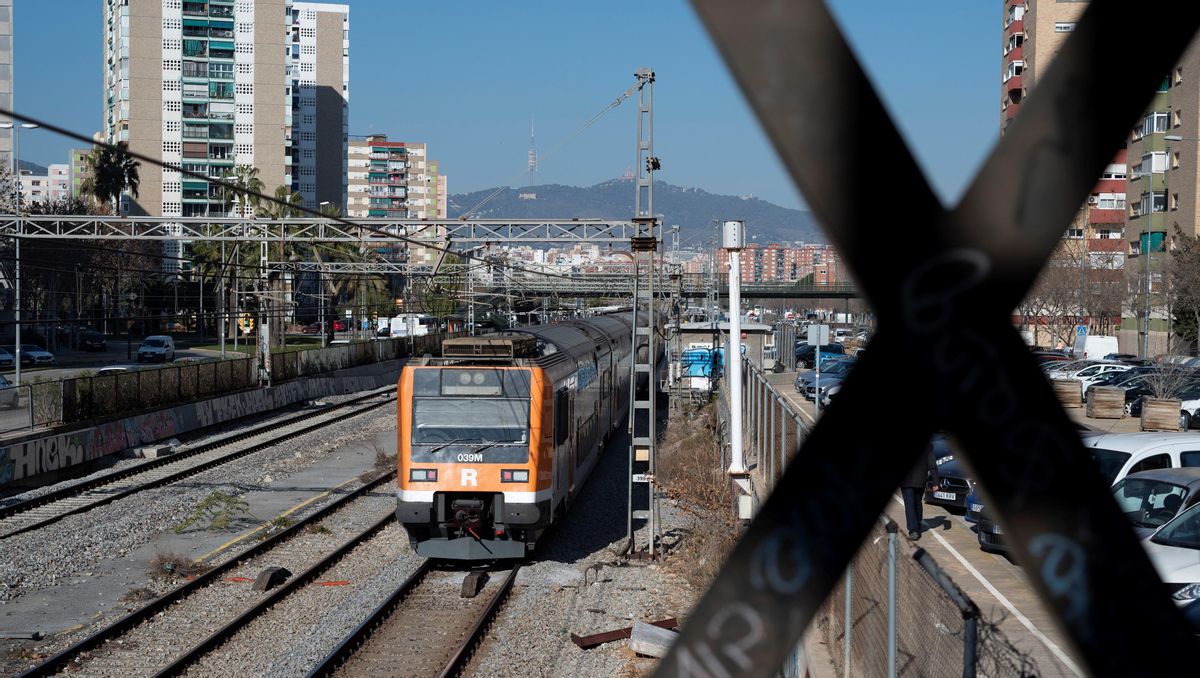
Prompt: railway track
<box><xmin>0</xmin><ymin>388</ymin><xmax>394</xmax><ymax>539</ymax></box>
<box><xmin>308</xmin><ymin>563</ymin><xmax>519</xmax><ymax>678</ymax></box>
<box><xmin>16</xmin><ymin>472</ymin><xmax>400</xmax><ymax>678</ymax></box>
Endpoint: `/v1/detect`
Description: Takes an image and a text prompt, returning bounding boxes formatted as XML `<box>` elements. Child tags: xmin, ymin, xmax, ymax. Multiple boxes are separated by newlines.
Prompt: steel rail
<box><xmin>438</xmin><ymin>566</ymin><xmax>521</xmax><ymax>678</ymax></box>
<box><xmin>305</xmin><ymin>561</ymin><xmax>433</xmax><ymax>677</ymax></box>
<box><xmin>17</xmin><ymin>471</ymin><xmax>399</xmax><ymax>678</ymax></box>
<box><xmin>0</xmin><ymin>390</ymin><xmax>393</xmax><ymax>539</ymax></box>
<box><xmin>152</xmin><ymin>512</ymin><xmax>396</xmax><ymax>677</ymax></box>
<box><xmin>305</xmin><ymin>564</ymin><xmax>520</xmax><ymax>678</ymax></box>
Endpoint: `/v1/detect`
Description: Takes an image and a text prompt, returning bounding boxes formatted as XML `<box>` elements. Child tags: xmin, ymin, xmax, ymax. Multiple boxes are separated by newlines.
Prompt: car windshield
<box><xmin>1089</xmin><ymin>448</ymin><xmax>1132</xmax><ymax>485</ymax></box>
<box><xmin>822</xmin><ymin>360</ymin><xmax>855</xmax><ymax>375</ymax></box>
<box><xmin>143</xmin><ymin>339</ymin><xmax>166</xmax><ymax>348</ymax></box>
<box><xmin>1112</xmin><ymin>478</ymin><xmax>1189</xmax><ymax>529</ymax></box>
<box><xmin>1151</xmin><ymin>503</ymin><xmax>1200</xmax><ymax>550</ymax></box>
<box><xmin>20</xmin><ymin>345</ymin><xmax>42</xmax><ymax>352</ymax></box>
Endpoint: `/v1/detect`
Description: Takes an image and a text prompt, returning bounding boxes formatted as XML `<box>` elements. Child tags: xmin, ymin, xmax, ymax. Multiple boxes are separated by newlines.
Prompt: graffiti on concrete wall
<box><xmin>0</xmin><ymin>367</ymin><xmax>401</xmax><ymax>486</ymax></box>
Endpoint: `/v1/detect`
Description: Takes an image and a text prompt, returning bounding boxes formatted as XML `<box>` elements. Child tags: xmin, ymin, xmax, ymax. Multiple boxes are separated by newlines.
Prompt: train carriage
<box><xmin>396</xmin><ymin>314</ymin><xmax>634</xmax><ymax>560</ymax></box>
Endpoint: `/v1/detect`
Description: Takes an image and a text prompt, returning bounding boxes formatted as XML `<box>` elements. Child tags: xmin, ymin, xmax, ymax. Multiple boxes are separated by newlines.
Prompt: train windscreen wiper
<box><xmin>426</xmin><ymin>438</ymin><xmax>470</xmax><ymax>454</ymax></box>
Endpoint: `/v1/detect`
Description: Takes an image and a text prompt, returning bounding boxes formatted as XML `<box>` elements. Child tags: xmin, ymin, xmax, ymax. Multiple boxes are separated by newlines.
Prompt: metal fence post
<box><xmin>884</xmin><ymin>516</ymin><xmax>898</xmax><ymax>678</ymax></box>
<box><xmin>843</xmin><ymin>563</ymin><xmax>853</xmax><ymax>678</ymax></box>
<box><xmin>770</xmin><ymin>392</ymin><xmax>777</xmax><ymax>488</ymax></box>
<box><xmin>26</xmin><ymin>384</ymin><xmax>33</xmax><ymax>431</ymax></box>
<box><xmin>964</xmin><ymin>615</ymin><xmax>978</xmax><ymax>678</ymax></box>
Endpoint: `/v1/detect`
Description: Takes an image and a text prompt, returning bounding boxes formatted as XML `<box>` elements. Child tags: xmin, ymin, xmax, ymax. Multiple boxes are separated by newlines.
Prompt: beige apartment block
<box><xmin>290</xmin><ymin>2</ymin><xmax>349</xmax><ymax>210</ymax></box>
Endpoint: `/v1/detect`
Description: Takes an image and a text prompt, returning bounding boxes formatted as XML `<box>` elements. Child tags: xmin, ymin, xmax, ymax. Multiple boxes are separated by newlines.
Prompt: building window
<box><xmin>1098</xmin><ymin>229</ymin><xmax>1121</xmax><ymax>240</ymax></box>
<box><xmin>1173</xmin><ymin>150</ymin><xmax>1181</xmax><ymax>169</ymax></box>
<box><xmin>1134</xmin><ymin>112</ymin><xmax>1170</xmax><ymax>140</ymax></box>
<box><xmin>1004</xmin><ymin>60</ymin><xmax>1024</xmax><ymax>82</ymax></box>
<box><xmin>1096</xmin><ymin>194</ymin><xmax>1125</xmax><ymax>210</ymax></box>
<box><xmin>1054</xmin><ymin>22</ymin><xmax>1075</xmax><ymax>32</ymax></box>
<box><xmin>1066</xmin><ymin>228</ymin><xmax>1084</xmax><ymax>239</ymax></box>
<box><xmin>1172</xmin><ymin>193</ymin><xmax>1180</xmax><ymax>210</ymax></box>
<box><xmin>1177</xmin><ymin>67</ymin><xmax>1184</xmax><ymax>85</ymax></box>
<box><xmin>1174</xmin><ymin>109</ymin><xmax>1183</xmax><ymax>128</ymax></box>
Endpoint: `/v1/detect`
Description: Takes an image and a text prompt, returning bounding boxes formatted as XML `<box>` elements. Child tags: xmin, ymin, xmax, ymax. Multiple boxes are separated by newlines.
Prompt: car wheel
<box><xmin>1182</xmin><ymin>411</ymin><xmax>1192</xmax><ymax>431</ymax></box>
<box><xmin>797</xmin><ymin>359</ymin><xmax>808</xmax><ymax>369</ymax></box>
<box><xmin>1124</xmin><ymin>401</ymin><xmax>1133</xmax><ymax>416</ymax></box>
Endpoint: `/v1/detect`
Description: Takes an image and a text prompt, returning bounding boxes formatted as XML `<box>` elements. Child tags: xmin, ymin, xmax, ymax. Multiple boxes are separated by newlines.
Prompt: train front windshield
<box><xmin>410</xmin><ymin>368</ymin><xmax>533</xmax><ymax>461</ymax></box>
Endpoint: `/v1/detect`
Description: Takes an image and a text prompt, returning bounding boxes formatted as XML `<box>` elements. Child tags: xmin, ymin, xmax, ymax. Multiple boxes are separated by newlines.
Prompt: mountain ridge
<box><xmin>448</xmin><ymin>179</ymin><xmax>823</xmax><ymax>246</ymax></box>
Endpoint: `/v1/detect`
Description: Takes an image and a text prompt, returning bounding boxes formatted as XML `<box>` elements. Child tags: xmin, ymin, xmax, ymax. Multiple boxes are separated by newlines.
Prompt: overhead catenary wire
<box><xmin>0</xmin><ymin>107</ymin><xmax>610</xmax><ymax>285</ymax></box>
<box><xmin>458</xmin><ymin>78</ymin><xmax>649</xmax><ymax>218</ymax></box>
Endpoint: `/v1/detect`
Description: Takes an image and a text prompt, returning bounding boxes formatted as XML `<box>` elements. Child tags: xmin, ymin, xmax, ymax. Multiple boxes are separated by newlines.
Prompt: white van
<box><xmin>1073</xmin><ymin>334</ymin><xmax>1119</xmax><ymax>360</ymax></box>
<box><xmin>137</xmin><ymin>335</ymin><xmax>176</xmax><ymax>363</ymax></box>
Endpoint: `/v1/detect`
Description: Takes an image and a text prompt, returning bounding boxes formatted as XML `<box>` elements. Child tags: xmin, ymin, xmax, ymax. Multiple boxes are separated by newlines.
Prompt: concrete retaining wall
<box><xmin>0</xmin><ymin>361</ymin><xmax>402</xmax><ymax>486</ymax></box>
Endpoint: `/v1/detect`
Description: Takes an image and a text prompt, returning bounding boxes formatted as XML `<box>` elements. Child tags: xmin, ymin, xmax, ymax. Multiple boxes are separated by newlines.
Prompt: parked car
<box><xmin>802</xmin><ymin>362</ymin><xmax>857</xmax><ymax>402</ymax></box>
<box><xmin>975</xmin><ymin>432</ymin><xmax>1200</xmax><ymax>552</ymax></box>
<box><xmin>794</xmin><ymin>357</ymin><xmax>855</xmax><ymax>392</ymax></box>
<box><xmin>80</xmin><ymin>331</ymin><xmax>107</xmax><ymax>352</ymax></box>
<box><xmin>302</xmin><ymin>322</ymin><xmax>324</xmax><ymax>334</ymax></box>
<box><xmin>18</xmin><ymin>345</ymin><xmax>55</xmax><ymax>366</ymax></box>
<box><xmin>1068</xmin><ymin>363</ymin><xmax>1133</xmax><ymax>400</ymax></box>
<box><xmin>1129</xmin><ymin>378</ymin><xmax>1200</xmax><ymax>421</ymax></box>
<box><xmin>136</xmin><ymin>335</ymin><xmax>176</xmax><ymax>363</ymax></box>
<box><xmin>0</xmin><ymin>347</ymin><xmax>12</xmax><ymax>367</ymax></box>
<box><xmin>0</xmin><ymin>374</ymin><xmax>18</xmax><ymax>409</ymax></box>
<box><xmin>333</xmin><ymin>319</ymin><xmax>347</xmax><ymax>332</ymax></box>
<box><xmin>95</xmin><ymin>367</ymin><xmax>130</xmax><ymax>377</ymax></box>
<box><xmin>793</xmin><ymin>342</ymin><xmax>845</xmax><ymax>369</ymax></box>
<box><xmin>1143</xmin><ymin>502</ymin><xmax>1200</xmax><ymax>604</ymax></box>
<box><xmin>924</xmin><ymin>439</ymin><xmax>972</xmax><ymax>510</ymax></box>
<box><xmin>1111</xmin><ymin>468</ymin><xmax>1200</xmax><ymax>538</ymax></box>
<box><xmin>1032</xmin><ymin>351</ymin><xmax>1072</xmax><ymax>365</ymax></box>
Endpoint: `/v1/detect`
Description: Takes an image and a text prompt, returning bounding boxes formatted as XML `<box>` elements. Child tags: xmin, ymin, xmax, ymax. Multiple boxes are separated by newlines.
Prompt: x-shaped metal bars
<box><xmin>656</xmin><ymin>2</ymin><xmax>1200</xmax><ymax>676</ymax></box>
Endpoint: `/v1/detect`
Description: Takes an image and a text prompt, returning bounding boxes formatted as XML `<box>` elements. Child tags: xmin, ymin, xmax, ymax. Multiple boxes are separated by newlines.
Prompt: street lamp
<box><xmin>1</xmin><ymin>121</ymin><xmax>39</xmax><ymax>386</ymax></box>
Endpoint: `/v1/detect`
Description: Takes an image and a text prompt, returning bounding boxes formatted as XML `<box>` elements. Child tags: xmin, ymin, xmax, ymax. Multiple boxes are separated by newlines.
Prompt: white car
<box><xmin>137</xmin><ymin>335</ymin><xmax>176</xmax><ymax>363</ymax></box>
<box><xmin>1143</xmin><ymin>502</ymin><xmax>1200</xmax><ymax>604</ymax></box>
<box><xmin>1067</xmin><ymin>363</ymin><xmax>1132</xmax><ymax>400</ymax></box>
<box><xmin>19</xmin><ymin>345</ymin><xmax>55</xmax><ymax>366</ymax></box>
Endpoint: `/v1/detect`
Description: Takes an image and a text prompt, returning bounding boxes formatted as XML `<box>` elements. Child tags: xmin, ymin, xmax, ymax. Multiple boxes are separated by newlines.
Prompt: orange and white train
<box><xmin>396</xmin><ymin>315</ymin><xmax>634</xmax><ymax>560</ymax></box>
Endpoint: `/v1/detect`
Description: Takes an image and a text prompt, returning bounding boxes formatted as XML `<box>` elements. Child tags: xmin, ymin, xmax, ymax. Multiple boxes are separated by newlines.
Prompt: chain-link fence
<box><xmin>816</xmin><ymin>515</ymin><xmax>1037</xmax><ymax>678</ymax></box>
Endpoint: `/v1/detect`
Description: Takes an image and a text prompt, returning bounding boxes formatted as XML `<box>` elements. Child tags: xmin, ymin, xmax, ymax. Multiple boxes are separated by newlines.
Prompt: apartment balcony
<box><xmin>209</xmin><ymin>6</ymin><xmax>233</xmax><ymax>19</ymax></box>
<box><xmin>183</xmin><ymin>3</ymin><xmax>207</xmax><ymax>17</ymax></box>
<box><xmin>1005</xmin><ymin>45</ymin><xmax>1023</xmax><ymax>61</ymax></box>
<box><xmin>1087</xmin><ymin>238</ymin><xmax>1125</xmax><ymax>253</ymax></box>
<box><xmin>1005</xmin><ymin>18</ymin><xmax>1023</xmax><ymax>34</ymax></box>
<box><xmin>1005</xmin><ymin>74</ymin><xmax>1022</xmax><ymax>93</ymax></box>
<box><xmin>1088</xmin><ymin>208</ymin><xmax>1125</xmax><ymax>225</ymax></box>
<box><xmin>1004</xmin><ymin>101</ymin><xmax>1020</xmax><ymax>121</ymax></box>
<box><xmin>1093</xmin><ymin>178</ymin><xmax>1125</xmax><ymax>194</ymax></box>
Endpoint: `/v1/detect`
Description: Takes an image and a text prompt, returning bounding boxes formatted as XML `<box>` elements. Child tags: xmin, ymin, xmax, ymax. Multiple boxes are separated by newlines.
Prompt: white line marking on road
<box><xmin>891</xmin><ymin>496</ymin><xmax>1083</xmax><ymax>677</ymax></box>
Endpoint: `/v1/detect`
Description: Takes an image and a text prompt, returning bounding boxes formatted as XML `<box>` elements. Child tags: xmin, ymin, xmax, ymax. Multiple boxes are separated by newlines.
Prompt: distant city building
<box><xmin>19</xmin><ymin>169</ymin><xmax>47</xmax><ymax>205</ymax></box>
<box><xmin>288</xmin><ymin>2</ymin><xmax>349</xmax><ymax>210</ymax></box>
<box><xmin>69</xmin><ymin>148</ymin><xmax>94</xmax><ymax>200</ymax></box>
<box><xmin>0</xmin><ymin>0</ymin><xmax>11</xmax><ymax>169</ymax></box>
<box><xmin>346</xmin><ymin>134</ymin><xmax>449</xmax><ymax>265</ymax></box>
<box><xmin>47</xmin><ymin>163</ymin><xmax>69</xmax><ymax>202</ymax></box>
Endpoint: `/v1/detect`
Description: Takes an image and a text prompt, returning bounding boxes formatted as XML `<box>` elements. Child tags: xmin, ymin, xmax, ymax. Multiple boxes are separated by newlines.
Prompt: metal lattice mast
<box><xmin>626</xmin><ymin>67</ymin><xmax>660</xmax><ymax>559</ymax></box>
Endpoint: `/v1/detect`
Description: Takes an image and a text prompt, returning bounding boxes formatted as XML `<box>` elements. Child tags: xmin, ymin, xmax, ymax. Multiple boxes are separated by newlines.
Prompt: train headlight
<box><xmin>409</xmin><ymin>469</ymin><xmax>438</xmax><ymax>482</ymax></box>
<box><xmin>501</xmin><ymin>469</ymin><xmax>530</xmax><ymax>483</ymax></box>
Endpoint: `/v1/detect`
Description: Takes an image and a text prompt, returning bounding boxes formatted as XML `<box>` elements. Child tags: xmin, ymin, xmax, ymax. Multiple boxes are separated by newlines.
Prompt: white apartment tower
<box><xmin>103</xmin><ymin>0</ymin><xmax>347</xmax><ymax>272</ymax></box>
<box><xmin>288</xmin><ymin>2</ymin><xmax>348</xmax><ymax>210</ymax></box>
<box><xmin>0</xmin><ymin>0</ymin><xmax>13</xmax><ymax>169</ymax></box>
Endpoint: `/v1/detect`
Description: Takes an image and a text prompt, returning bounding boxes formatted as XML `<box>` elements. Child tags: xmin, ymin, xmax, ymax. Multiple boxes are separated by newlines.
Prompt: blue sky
<box><xmin>13</xmin><ymin>1</ymin><xmax>997</xmax><ymax>210</ymax></box>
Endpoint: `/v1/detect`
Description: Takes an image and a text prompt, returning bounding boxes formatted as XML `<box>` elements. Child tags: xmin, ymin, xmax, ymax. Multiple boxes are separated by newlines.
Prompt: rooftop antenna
<box><xmin>527</xmin><ymin>118</ymin><xmax>537</xmax><ymax>187</ymax></box>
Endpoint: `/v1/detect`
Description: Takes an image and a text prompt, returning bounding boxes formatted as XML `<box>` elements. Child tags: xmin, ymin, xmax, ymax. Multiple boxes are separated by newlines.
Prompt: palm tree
<box><xmin>224</xmin><ymin>164</ymin><xmax>264</xmax><ymax>217</ymax></box>
<box><xmin>80</xmin><ymin>143</ymin><xmax>140</xmax><ymax>214</ymax></box>
<box><xmin>256</xmin><ymin>186</ymin><xmax>305</xmax><ymax>349</ymax></box>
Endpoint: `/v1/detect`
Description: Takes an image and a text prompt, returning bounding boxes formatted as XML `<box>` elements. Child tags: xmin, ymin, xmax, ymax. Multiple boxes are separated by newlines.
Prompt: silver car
<box><xmin>19</xmin><ymin>345</ymin><xmax>54</xmax><ymax>366</ymax></box>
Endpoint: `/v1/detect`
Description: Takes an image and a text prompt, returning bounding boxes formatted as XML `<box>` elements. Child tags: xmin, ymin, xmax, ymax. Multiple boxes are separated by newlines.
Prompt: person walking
<box><xmin>901</xmin><ymin>445</ymin><xmax>941</xmax><ymax>541</ymax></box>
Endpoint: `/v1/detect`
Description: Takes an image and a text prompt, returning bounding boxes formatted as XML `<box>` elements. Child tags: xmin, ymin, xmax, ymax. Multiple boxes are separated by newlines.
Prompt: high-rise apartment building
<box><xmin>1004</xmin><ymin>1</ymin><xmax>1129</xmax><ymax>346</ymax></box>
<box><xmin>288</xmin><ymin>2</ymin><xmax>348</xmax><ymax>210</ymax></box>
<box><xmin>102</xmin><ymin>0</ymin><xmax>347</xmax><ymax>272</ymax></box>
<box><xmin>0</xmin><ymin>0</ymin><xmax>13</xmax><ymax>169</ymax></box>
<box><xmin>346</xmin><ymin>136</ymin><xmax>443</xmax><ymax>219</ymax></box>
<box><xmin>47</xmin><ymin>163</ymin><xmax>69</xmax><ymax>202</ymax></box>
